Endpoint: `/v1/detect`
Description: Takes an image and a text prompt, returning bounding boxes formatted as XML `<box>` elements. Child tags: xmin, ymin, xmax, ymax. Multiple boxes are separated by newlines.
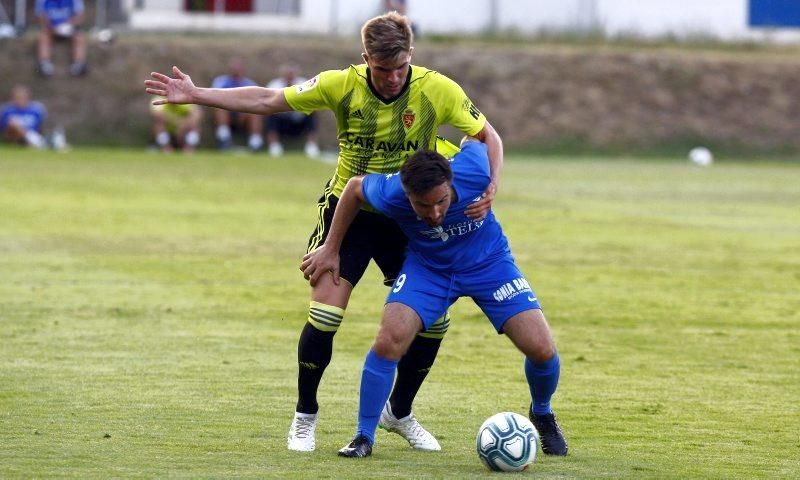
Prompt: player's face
<box><xmin>408</xmin><ymin>183</ymin><xmax>452</xmax><ymax>227</ymax></box>
<box><xmin>363</xmin><ymin>49</ymin><xmax>413</xmax><ymax>99</ymax></box>
<box><xmin>229</xmin><ymin>59</ymin><xmax>245</xmax><ymax>77</ymax></box>
<box><xmin>11</xmin><ymin>87</ymin><xmax>30</xmax><ymax>106</ymax></box>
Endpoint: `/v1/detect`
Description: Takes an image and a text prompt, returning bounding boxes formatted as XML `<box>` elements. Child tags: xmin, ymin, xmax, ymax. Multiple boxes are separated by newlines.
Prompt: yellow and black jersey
<box><xmin>284</xmin><ymin>64</ymin><xmax>486</xmax><ymax>197</ymax></box>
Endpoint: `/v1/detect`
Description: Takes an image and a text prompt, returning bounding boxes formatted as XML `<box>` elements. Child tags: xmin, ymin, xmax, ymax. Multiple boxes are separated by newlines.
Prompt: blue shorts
<box><xmin>385</xmin><ymin>253</ymin><xmax>542</xmax><ymax>334</ymax></box>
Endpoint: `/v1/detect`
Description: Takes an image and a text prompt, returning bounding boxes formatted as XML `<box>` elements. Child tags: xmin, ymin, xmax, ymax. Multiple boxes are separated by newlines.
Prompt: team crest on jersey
<box><xmin>421</xmin><ymin>226</ymin><xmax>450</xmax><ymax>242</ymax></box>
<box><xmin>402</xmin><ymin>109</ymin><xmax>416</xmax><ymax>129</ymax></box>
<box><xmin>295</xmin><ymin>75</ymin><xmax>320</xmax><ymax>94</ymax></box>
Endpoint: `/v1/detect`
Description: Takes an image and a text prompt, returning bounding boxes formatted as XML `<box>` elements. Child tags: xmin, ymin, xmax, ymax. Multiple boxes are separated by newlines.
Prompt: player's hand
<box><xmin>465</xmin><ymin>182</ymin><xmax>497</xmax><ymax>220</ymax></box>
<box><xmin>145</xmin><ymin>66</ymin><xmax>196</xmax><ymax>105</ymax></box>
<box><xmin>300</xmin><ymin>245</ymin><xmax>341</xmax><ymax>287</ymax></box>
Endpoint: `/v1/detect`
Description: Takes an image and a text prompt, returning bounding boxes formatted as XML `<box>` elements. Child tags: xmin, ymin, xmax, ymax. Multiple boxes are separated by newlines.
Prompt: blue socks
<box><xmin>525</xmin><ymin>353</ymin><xmax>560</xmax><ymax>416</ymax></box>
<box><xmin>354</xmin><ymin>351</ymin><xmax>558</xmax><ymax>443</ymax></box>
<box><xmin>357</xmin><ymin>350</ymin><xmax>399</xmax><ymax>444</ymax></box>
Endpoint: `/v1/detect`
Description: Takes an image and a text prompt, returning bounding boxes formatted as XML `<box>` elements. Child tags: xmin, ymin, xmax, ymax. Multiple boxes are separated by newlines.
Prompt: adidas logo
<box><xmin>351</xmin><ymin>109</ymin><xmax>364</xmax><ymax>119</ymax></box>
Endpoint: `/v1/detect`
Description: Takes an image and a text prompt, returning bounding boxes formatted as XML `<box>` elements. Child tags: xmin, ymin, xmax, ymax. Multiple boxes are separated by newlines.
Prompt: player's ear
<box><xmin>361</xmin><ymin>52</ymin><xmax>369</xmax><ymax>65</ymax></box>
<box><xmin>407</xmin><ymin>47</ymin><xmax>414</xmax><ymax>62</ymax></box>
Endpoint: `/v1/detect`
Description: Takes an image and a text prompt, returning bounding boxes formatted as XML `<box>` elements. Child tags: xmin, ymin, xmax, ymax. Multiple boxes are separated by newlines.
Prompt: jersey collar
<box><xmin>366</xmin><ymin>66</ymin><xmax>413</xmax><ymax>105</ymax></box>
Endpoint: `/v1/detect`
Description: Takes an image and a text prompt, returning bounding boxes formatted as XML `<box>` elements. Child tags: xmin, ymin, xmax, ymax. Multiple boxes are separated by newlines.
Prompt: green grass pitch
<box><xmin>1</xmin><ymin>147</ymin><xmax>798</xmax><ymax>478</ymax></box>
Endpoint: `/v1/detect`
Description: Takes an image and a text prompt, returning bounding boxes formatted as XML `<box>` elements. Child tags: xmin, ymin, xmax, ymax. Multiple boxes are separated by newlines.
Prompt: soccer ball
<box><xmin>688</xmin><ymin>146</ymin><xmax>713</xmax><ymax>166</ymax></box>
<box><xmin>476</xmin><ymin>412</ymin><xmax>539</xmax><ymax>472</ymax></box>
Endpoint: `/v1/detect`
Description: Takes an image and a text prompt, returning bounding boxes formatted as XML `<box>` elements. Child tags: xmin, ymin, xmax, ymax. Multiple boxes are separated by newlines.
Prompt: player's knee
<box><xmin>527</xmin><ymin>339</ymin><xmax>556</xmax><ymax>363</ymax></box>
<box><xmin>537</xmin><ymin>346</ymin><xmax>557</xmax><ymax>363</ymax></box>
<box><xmin>373</xmin><ymin>329</ymin><xmax>410</xmax><ymax>360</ymax></box>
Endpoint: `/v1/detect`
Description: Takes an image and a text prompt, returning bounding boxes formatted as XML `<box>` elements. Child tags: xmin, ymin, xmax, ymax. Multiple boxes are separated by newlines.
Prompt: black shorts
<box><xmin>307</xmin><ymin>184</ymin><xmax>407</xmax><ymax>287</ymax></box>
<box><xmin>267</xmin><ymin>112</ymin><xmax>317</xmax><ymax>137</ymax></box>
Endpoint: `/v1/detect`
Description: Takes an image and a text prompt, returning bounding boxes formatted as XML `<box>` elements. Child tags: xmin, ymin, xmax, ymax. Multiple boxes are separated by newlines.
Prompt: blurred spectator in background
<box><xmin>36</xmin><ymin>0</ymin><xmax>88</xmax><ymax>77</ymax></box>
<box><xmin>265</xmin><ymin>64</ymin><xmax>319</xmax><ymax>158</ymax></box>
<box><xmin>384</xmin><ymin>0</ymin><xmax>407</xmax><ymax>14</ymax></box>
<box><xmin>0</xmin><ymin>85</ymin><xmax>47</xmax><ymax>149</ymax></box>
<box><xmin>384</xmin><ymin>0</ymin><xmax>417</xmax><ymax>36</ymax></box>
<box><xmin>211</xmin><ymin>58</ymin><xmax>264</xmax><ymax>151</ymax></box>
<box><xmin>150</xmin><ymin>101</ymin><xmax>202</xmax><ymax>153</ymax></box>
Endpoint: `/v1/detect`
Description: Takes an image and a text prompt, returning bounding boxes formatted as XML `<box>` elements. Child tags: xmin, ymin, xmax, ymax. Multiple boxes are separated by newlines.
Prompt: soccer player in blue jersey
<box><xmin>301</xmin><ymin>137</ymin><xmax>569</xmax><ymax>458</ymax></box>
<box><xmin>211</xmin><ymin>58</ymin><xmax>264</xmax><ymax>151</ymax></box>
<box><xmin>0</xmin><ymin>85</ymin><xmax>47</xmax><ymax>148</ymax></box>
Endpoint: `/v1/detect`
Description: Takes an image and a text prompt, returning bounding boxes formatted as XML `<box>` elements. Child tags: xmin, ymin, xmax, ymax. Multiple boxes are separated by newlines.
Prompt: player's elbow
<box><xmin>343</xmin><ymin>176</ymin><xmax>365</xmax><ymax>200</ymax></box>
<box><xmin>477</xmin><ymin>121</ymin><xmax>502</xmax><ymax>146</ymax></box>
<box><xmin>258</xmin><ymin>88</ymin><xmax>290</xmax><ymax>116</ymax></box>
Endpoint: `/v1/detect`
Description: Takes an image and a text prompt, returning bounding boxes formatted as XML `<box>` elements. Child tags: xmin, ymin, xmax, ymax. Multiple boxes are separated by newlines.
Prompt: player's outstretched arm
<box><xmin>145</xmin><ymin>66</ymin><xmax>291</xmax><ymax>116</ymax></box>
<box><xmin>465</xmin><ymin>120</ymin><xmax>503</xmax><ymax>220</ymax></box>
<box><xmin>300</xmin><ymin>176</ymin><xmax>367</xmax><ymax>286</ymax></box>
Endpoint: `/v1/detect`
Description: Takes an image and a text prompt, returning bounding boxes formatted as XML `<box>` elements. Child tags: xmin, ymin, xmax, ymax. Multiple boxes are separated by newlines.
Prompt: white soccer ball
<box><xmin>476</xmin><ymin>412</ymin><xmax>539</xmax><ymax>472</ymax></box>
<box><xmin>688</xmin><ymin>146</ymin><xmax>713</xmax><ymax>166</ymax></box>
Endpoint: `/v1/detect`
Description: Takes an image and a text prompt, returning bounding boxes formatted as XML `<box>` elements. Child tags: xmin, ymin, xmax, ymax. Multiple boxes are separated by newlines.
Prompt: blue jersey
<box><xmin>0</xmin><ymin>102</ymin><xmax>47</xmax><ymax>133</ymax></box>
<box><xmin>362</xmin><ymin>141</ymin><xmax>510</xmax><ymax>272</ymax></box>
<box><xmin>36</xmin><ymin>0</ymin><xmax>84</xmax><ymax>25</ymax></box>
<box><xmin>211</xmin><ymin>75</ymin><xmax>257</xmax><ymax>89</ymax></box>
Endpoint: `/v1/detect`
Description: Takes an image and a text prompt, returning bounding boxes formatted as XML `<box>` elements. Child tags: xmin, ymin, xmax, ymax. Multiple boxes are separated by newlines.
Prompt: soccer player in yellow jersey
<box><xmin>145</xmin><ymin>11</ymin><xmax>504</xmax><ymax>452</ymax></box>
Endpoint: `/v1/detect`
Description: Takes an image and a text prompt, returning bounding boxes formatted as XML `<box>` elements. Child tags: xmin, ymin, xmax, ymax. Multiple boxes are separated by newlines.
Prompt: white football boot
<box><xmin>287</xmin><ymin>412</ymin><xmax>318</xmax><ymax>452</ymax></box>
<box><xmin>379</xmin><ymin>403</ymin><xmax>441</xmax><ymax>451</ymax></box>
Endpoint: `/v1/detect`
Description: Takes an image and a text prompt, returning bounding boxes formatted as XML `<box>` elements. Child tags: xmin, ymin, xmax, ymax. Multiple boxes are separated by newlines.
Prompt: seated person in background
<box><xmin>265</xmin><ymin>64</ymin><xmax>319</xmax><ymax>158</ymax></box>
<box><xmin>36</xmin><ymin>0</ymin><xmax>88</xmax><ymax>77</ymax></box>
<box><xmin>211</xmin><ymin>58</ymin><xmax>264</xmax><ymax>151</ymax></box>
<box><xmin>150</xmin><ymin>101</ymin><xmax>202</xmax><ymax>153</ymax></box>
<box><xmin>384</xmin><ymin>0</ymin><xmax>407</xmax><ymax>13</ymax></box>
<box><xmin>0</xmin><ymin>85</ymin><xmax>47</xmax><ymax>149</ymax></box>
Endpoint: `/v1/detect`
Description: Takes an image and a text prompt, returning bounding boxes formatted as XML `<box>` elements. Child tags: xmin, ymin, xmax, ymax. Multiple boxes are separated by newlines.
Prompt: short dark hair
<box><xmin>400</xmin><ymin>150</ymin><xmax>453</xmax><ymax>195</ymax></box>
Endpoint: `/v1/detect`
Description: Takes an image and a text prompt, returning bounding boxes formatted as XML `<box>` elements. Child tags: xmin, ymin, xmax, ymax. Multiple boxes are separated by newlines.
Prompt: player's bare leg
<box><xmin>245</xmin><ymin>113</ymin><xmax>264</xmax><ymax>151</ymax></box>
<box><xmin>69</xmin><ymin>32</ymin><xmax>88</xmax><ymax>76</ymax></box>
<box><xmin>214</xmin><ymin>109</ymin><xmax>232</xmax><ymax>149</ymax></box>
<box><xmin>178</xmin><ymin>116</ymin><xmax>201</xmax><ymax>154</ymax></box>
<box><xmin>267</xmin><ymin>129</ymin><xmax>283</xmax><ymax>157</ymax></box>
<box><xmin>37</xmin><ymin>30</ymin><xmax>54</xmax><ymax>76</ymax></box>
<box><xmin>503</xmin><ymin>309</ymin><xmax>568</xmax><ymax>456</ymax></box>
<box><xmin>150</xmin><ymin>113</ymin><xmax>174</xmax><ymax>152</ymax></box>
<box><xmin>304</xmin><ymin>130</ymin><xmax>320</xmax><ymax>158</ymax></box>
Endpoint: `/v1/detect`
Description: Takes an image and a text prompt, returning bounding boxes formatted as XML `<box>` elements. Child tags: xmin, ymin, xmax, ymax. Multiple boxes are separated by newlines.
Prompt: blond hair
<box><xmin>361</xmin><ymin>11</ymin><xmax>413</xmax><ymax>61</ymax></box>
